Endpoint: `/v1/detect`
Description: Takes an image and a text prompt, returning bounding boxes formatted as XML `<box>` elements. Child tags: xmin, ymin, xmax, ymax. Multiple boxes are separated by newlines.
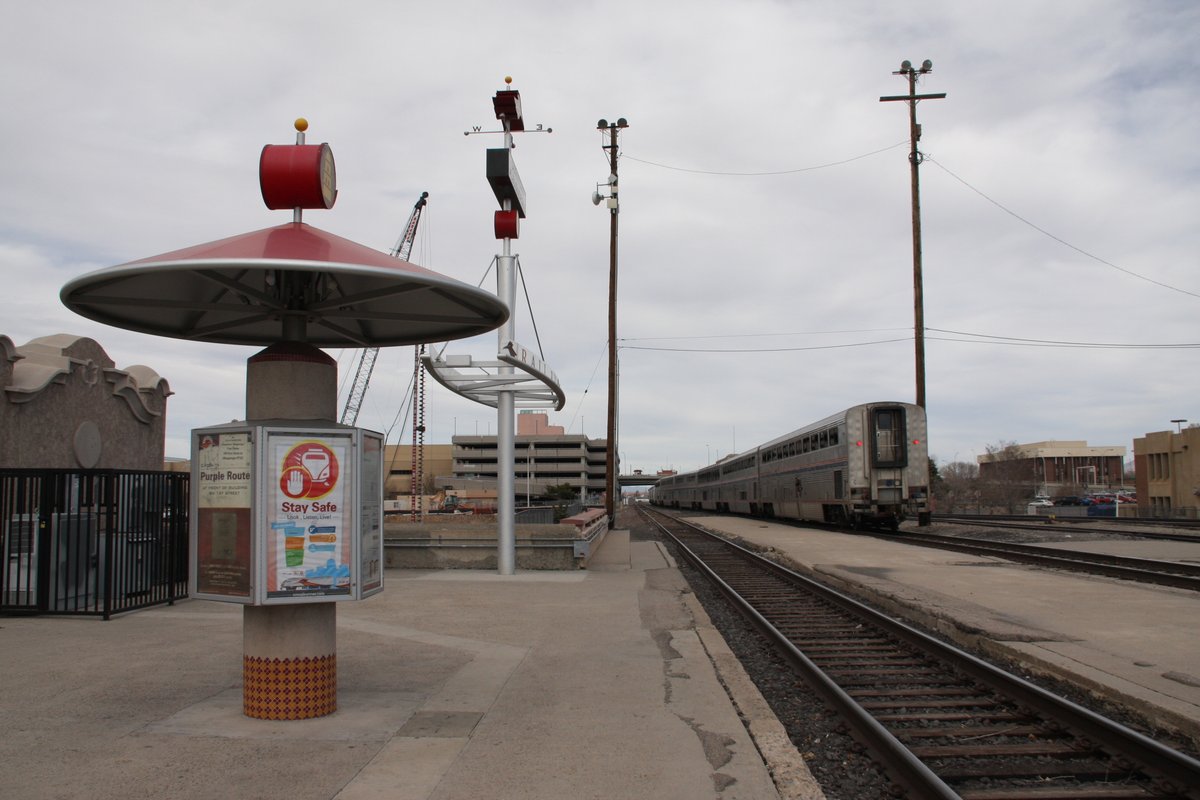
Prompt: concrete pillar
<box><xmin>242</xmin><ymin>604</ymin><xmax>337</xmax><ymax>719</ymax></box>
<box><xmin>242</xmin><ymin>341</ymin><xmax>339</xmax><ymax>720</ymax></box>
<box><xmin>246</xmin><ymin>341</ymin><xmax>337</xmax><ymax>421</ymax></box>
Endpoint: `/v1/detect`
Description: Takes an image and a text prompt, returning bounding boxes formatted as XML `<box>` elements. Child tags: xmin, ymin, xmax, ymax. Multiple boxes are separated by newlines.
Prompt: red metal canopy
<box><xmin>61</xmin><ymin>222</ymin><xmax>508</xmax><ymax>347</ymax></box>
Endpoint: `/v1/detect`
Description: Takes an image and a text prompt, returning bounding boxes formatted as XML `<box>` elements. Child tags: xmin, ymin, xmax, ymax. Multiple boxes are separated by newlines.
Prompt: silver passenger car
<box><xmin>650</xmin><ymin>402</ymin><xmax>930</xmax><ymax>529</ymax></box>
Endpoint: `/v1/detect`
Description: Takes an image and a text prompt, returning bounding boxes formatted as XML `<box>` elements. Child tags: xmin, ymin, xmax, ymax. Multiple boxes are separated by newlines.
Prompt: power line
<box><xmin>620</xmin><ymin>337</ymin><xmax>912</xmax><ymax>353</ymax></box>
<box><xmin>566</xmin><ymin>342</ymin><xmax>608</xmax><ymax>436</ymax></box>
<box><xmin>621</xmin><ymin>327</ymin><xmax>910</xmax><ymax>342</ymax></box>
<box><xmin>622</xmin><ymin>140</ymin><xmax>908</xmax><ymax>176</ymax></box>
<box><xmin>926</xmin><ymin>156</ymin><xmax>1200</xmax><ymax>301</ymax></box>
<box><xmin>927</xmin><ymin>328</ymin><xmax>1200</xmax><ymax>350</ymax></box>
<box><xmin>619</xmin><ymin>329</ymin><xmax>1200</xmax><ymax>353</ymax></box>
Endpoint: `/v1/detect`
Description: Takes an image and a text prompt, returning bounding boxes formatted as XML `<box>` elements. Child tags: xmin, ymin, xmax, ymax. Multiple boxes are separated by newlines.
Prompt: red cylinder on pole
<box><xmin>494</xmin><ymin>209</ymin><xmax>519</xmax><ymax>239</ymax></box>
<box><xmin>260</xmin><ymin>143</ymin><xmax>338</xmax><ymax>210</ymax></box>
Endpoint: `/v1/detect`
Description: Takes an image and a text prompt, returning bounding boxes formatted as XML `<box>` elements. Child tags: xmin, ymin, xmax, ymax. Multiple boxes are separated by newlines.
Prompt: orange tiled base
<box><xmin>243</xmin><ymin>654</ymin><xmax>337</xmax><ymax>720</ymax></box>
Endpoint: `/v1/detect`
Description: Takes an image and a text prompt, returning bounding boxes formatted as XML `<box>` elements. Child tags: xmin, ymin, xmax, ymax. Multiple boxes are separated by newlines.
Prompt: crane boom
<box><xmin>391</xmin><ymin>191</ymin><xmax>428</xmax><ymax>261</ymax></box>
<box><xmin>339</xmin><ymin>192</ymin><xmax>429</xmax><ymax>426</ymax></box>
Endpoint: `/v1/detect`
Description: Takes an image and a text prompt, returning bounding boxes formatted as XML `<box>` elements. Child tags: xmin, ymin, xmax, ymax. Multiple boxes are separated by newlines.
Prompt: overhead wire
<box><xmin>925</xmin><ymin>156</ymin><xmax>1200</xmax><ymax>301</ymax></box>
<box><xmin>566</xmin><ymin>342</ymin><xmax>608</xmax><ymax>436</ymax></box>
<box><xmin>620</xmin><ymin>337</ymin><xmax>912</xmax><ymax>353</ymax></box>
<box><xmin>516</xmin><ymin>257</ymin><xmax>547</xmax><ymax>361</ymax></box>
<box><xmin>622</xmin><ymin>327</ymin><xmax>910</xmax><ymax>342</ymax></box>
<box><xmin>622</xmin><ymin>139</ymin><xmax>909</xmax><ymax>176</ymax></box>
<box><xmin>926</xmin><ymin>328</ymin><xmax>1200</xmax><ymax>350</ymax></box>
<box><xmin>619</xmin><ymin>328</ymin><xmax>1200</xmax><ymax>353</ymax></box>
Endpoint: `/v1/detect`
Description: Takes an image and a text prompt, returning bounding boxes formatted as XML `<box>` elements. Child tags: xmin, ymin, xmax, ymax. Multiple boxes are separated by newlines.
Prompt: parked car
<box><xmin>1028</xmin><ymin>497</ymin><xmax>1054</xmax><ymax>507</ymax></box>
<box><xmin>1054</xmin><ymin>496</ymin><xmax>1087</xmax><ymax>506</ymax></box>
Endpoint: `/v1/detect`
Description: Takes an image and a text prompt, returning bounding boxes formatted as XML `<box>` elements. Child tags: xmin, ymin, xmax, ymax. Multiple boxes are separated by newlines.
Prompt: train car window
<box><xmin>830</xmin><ymin>428</ymin><xmax>839</xmax><ymax>446</ymax></box>
<box><xmin>819</xmin><ymin>430</ymin><xmax>828</xmax><ymax>449</ymax></box>
<box><xmin>871</xmin><ymin>407</ymin><xmax>908</xmax><ymax>468</ymax></box>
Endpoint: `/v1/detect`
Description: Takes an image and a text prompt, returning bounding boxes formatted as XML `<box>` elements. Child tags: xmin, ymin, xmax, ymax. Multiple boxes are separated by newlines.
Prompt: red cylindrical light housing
<box><xmin>494</xmin><ymin>210</ymin><xmax>519</xmax><ymax>239</ymax></box>
<box><xmin>260</xmin><ymin>143</ymin><xmax>337</xmax><ymax>210</ymax></box>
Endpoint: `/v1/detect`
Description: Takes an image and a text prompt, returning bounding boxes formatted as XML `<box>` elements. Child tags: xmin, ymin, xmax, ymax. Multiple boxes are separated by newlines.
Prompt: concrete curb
<box><xmin>671</xmin><ymin>564</ymin><xmax>827</xmax><ymax>800</ymax></box>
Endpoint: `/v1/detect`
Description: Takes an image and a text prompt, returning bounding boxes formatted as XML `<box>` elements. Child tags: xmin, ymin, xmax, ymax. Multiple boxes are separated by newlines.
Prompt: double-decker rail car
<box><xmin>650</xmin><ymin>402</ymin><xmax>929</xmax><ymax>528</ymax></box>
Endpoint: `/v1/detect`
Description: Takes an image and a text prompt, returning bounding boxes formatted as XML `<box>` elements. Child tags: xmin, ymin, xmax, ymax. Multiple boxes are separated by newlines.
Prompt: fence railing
<box><xmin>1</xmin><ymin>469</ymin><xmax>189</xmax><ymax>619</ymax></box>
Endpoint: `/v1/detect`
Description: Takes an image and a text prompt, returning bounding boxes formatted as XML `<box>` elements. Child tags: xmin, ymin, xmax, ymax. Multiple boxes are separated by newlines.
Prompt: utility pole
<box><xmin>881</xmin><ymin>60</ymin><xmax>945</xmax><ymax>410</ymax></box>
<box><xmin>594</xmin><ymin>117</ymin><xmax>628</xmax><ymax>526</ymax></box>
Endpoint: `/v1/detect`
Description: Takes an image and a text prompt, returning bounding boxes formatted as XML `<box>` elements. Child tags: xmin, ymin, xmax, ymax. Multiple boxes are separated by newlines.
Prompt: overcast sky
<box><xmin>3</xmin><ymin>1</ymin><xmax>1197</xmax><ymax>475</ymax></box>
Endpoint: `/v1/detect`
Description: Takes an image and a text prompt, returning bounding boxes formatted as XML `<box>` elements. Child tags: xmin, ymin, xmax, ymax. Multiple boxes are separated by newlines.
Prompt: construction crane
<box><xmin>339</xmin><ymin>192</ymin><xmax>429</xmax><ymax>426</ymax></box>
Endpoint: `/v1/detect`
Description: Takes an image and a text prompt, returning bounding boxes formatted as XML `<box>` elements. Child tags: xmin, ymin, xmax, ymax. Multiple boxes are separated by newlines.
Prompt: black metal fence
<box><xmin>1</xmin><ymin>469</ymin><xmax>189</xmax><ymax>619</ymax></box>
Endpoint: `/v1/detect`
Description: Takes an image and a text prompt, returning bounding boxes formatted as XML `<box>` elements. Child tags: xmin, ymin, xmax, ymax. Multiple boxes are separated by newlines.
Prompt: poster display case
<box><xmin>190</xmin><ymin>422</ymin><xmax>384</xmax><ymax>605</ymax></box>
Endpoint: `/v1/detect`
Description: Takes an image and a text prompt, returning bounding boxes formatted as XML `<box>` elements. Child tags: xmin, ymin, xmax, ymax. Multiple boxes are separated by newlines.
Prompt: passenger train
<box><xmin>649</xmin><ymin>402</ymin><xmax>930</xmax><ymax>529</ymax></box>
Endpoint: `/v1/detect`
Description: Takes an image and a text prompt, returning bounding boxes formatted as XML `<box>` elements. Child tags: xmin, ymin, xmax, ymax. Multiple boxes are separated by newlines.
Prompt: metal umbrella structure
<box><xmin>61</xmin><ymin>220</ymin><xmax>507</xmax><ymax>348</ymax></box>
<box><xmin>58</xmin><ymin>118</ymin><xmax>509</xmax><ymax>721</ymax></box>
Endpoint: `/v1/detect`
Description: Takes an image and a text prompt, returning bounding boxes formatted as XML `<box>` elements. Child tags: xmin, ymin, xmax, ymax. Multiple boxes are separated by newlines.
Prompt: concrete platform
<box><xmin>0</xmin><ymin>527</ymin><xmax>823</xmax><ymax>800</ymax></box>
<box><xmin>691</xmin><ymin>516</ymin><xmax>1200</xmax><ymax>747</ymax></box>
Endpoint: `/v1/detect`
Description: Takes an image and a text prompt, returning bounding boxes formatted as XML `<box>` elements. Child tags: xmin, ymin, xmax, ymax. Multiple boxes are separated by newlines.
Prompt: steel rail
<box><xmin>643</xmin><ymin>507</ymin><xmax>1200</xmax><ymax>799</ymax></box>
<box><xmin>936</xmin><ymin>514</ymin><xmax>1200</xmax><ymax>542</ymax></box>
<box><xmin>882</xmin><ymin>530</ymin><xmax>1200</xmax><ymax>592</ymax></box>
<box><xmin>642</xmin><ymin>511</ymin><xmax>960</xmax><ymax>799</ymax></box>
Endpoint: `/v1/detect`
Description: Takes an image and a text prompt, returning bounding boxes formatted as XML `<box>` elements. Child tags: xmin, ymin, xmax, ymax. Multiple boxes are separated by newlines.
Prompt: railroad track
<box><xmin>878</xmin><ymin>530</ymin><xmax>1200</xmax><ymax>593</ymax></box>
<box><xmin>642</xmin><ymin>507</ymin><xmax>1200</xmax><ymax>799</ymax></box>
<box><xmin>935</xmin><ymin>515</ymin><xmax>1200</xmax><ymax>543</ymax></box>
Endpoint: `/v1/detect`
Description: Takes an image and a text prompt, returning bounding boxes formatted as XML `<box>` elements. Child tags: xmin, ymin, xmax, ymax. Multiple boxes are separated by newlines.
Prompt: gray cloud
<box><xmin>2</xmin><ymin>0</ymin><xmax>1196</xmax><ymax>472</ymax></box>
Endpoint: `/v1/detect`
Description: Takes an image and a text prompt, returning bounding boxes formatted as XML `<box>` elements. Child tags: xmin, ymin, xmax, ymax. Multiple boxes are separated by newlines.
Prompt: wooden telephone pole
<box><xmin>595</xmin><ymin>117</ymin><xmax>627</xmax><ymax>525</ymax></box>
<box><xmin>881</xmin><ymin>60</ymin><xmax>945</xmax><ymax>409</ymax></box>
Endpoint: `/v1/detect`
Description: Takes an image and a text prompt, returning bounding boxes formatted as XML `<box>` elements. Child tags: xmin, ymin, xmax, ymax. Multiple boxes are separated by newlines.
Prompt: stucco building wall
<box><xmin>1</xmin><ymin>334</ymin><xmax>171</xmax><ymax>470</ymax></box>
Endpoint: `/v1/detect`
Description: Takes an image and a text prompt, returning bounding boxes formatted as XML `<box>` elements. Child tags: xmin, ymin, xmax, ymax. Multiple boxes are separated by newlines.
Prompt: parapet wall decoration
<box><xmin>0</xmin><ymin>333</ymin><xmax>171</xmax><ymax>469</ymax></box>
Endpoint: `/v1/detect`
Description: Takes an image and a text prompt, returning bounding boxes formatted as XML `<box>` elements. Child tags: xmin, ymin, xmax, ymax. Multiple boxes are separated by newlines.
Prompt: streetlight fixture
<box><xmin>595</xmin><ymin>116</ymin><xmax>628</xmax><ymax>527</ymax></box>
<box><xmin>1171</xmin><ymin>419</ymin><xmax>1187</xmax><ymax>434</ymax></box>
<box><xmin>881</xmin><ymin>60</ymin><xmax>946</xmax><ymax>410</ymax></box>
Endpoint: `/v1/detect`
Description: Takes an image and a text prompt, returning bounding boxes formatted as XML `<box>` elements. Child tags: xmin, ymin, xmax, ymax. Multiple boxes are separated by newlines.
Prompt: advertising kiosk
<box><xmin>191</xmin><ymin>423</ymin><xmax>384</xmax><ymax>606</ymax></box>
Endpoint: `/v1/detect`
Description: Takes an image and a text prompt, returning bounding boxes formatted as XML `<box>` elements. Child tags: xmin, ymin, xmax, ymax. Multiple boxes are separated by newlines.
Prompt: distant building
<box><xmin>164</xmin><ymin>411</ymin><xmax>601</xmax><ymax>511</ymax></box>
<box><xmin>1</xmin><ymin>334</ymin><xmax>171</xmax><ymax>470</ymax></box>
<box><xmin>383</xmin><ymin>443</ymin><xmax>453</xmax><ymax>497</ymax></box>
<box><xmin>977</xmin><ymin>440</ymin><xmax>1126</xmax><ymax>495</ymax></box>
<box><xmin>448</xmin><ymin>411</ymin><xmax>606</xmax><ymax>501</ymax></box>
<box><xmin>517</xmin><ymin>410</ymin><xmax>564</xmax><ymax>436</ymax></box>
<box><xmin>1133</xmin><ymin>427</ymin><xmax>1200</xmax><ymax>518</ymax></box>
<box><xmin>336</xmin><ymin>413</ymin><xmax>605</xmax><ymax>509</ymax></box>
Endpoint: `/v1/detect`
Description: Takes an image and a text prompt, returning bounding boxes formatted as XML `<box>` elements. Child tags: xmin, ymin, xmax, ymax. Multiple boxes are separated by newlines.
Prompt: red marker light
<box><xmin>913</xmin><ymin>439</ymin><xmax>920</xmax><ymax>444</ymax></box>
<box><xmin>856</xmin><ymin>441</ymin><xmax>863</xmax><ymax>447</ymax></box>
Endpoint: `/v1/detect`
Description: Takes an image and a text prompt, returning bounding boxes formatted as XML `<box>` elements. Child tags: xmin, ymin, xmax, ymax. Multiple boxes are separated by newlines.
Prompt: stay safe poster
<box><xmin>265</xmin><ymin>432</ymin><xmax>353</xmax><ymax>599</ymax></box>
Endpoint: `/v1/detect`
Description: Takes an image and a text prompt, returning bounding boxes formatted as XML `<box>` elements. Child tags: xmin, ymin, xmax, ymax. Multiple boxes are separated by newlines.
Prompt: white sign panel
<box><xmin>264</xmin><ymin>431</ymin><xmax>354</xmax><ymax>600</ymax></box>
